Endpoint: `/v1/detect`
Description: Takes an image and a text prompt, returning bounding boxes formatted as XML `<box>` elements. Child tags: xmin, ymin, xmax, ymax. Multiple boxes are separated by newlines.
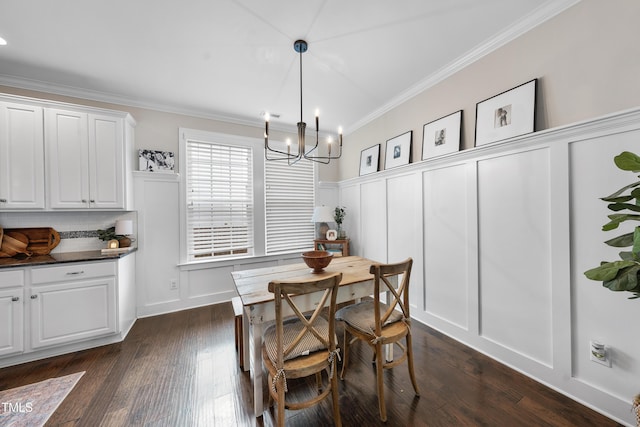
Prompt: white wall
<box><xmin>338</xmin><ymin>108</ymin><xmax>640</xmax><ymax>426</ymax></box>
<box><xmin>132</xmin><ymin>172</ymin><xmax>339</xmax><ymax>317</ymax></box>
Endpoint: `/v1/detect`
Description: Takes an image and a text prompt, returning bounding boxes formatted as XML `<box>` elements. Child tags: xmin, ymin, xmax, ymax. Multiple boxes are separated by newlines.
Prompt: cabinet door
<box><xmin>46</xmin><ymin>108</ymin><xmax>90</xmax><ymax>209</ymax></box>
<box><xmin>88</xmin><ymin>114</ymin><xmax>124</xmax><ymax>209</ymax></box>
<box><xmin>0</xmin><ymin>288</ymin><xmax>24</xmax><ymax>356</ymax></box>
<box><xmin>0</xmin><ymin>102</ymin><xmax>45</xmax><ymax>210</ymax></box>
<box><xmin>30</xmin><ymin>277</ymin><xmax>117</xmax><ymax>349</ymax></box>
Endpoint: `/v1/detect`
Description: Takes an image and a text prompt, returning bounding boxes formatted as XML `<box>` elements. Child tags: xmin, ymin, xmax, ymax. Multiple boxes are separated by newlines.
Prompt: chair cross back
<box><xmin>270</xmin><ymin>279</ymin><xmax>337</xmax><ymax>360</ymax></box>
<box><xmin>371</xmin><ymin>260</ymin><xmax>412</xmax><ymax>330</ymax></box>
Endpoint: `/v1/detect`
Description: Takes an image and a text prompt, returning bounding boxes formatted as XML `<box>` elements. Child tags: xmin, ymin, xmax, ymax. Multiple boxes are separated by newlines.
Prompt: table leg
<box><xmin>241</xmin><ymin>307</ymin><xmax>250</xmax><ymax>372</ymax></box>
<box><xmin>251</xmin><ymin>321</ymin><xmax>264</xmax><ymax>417</ymax></box>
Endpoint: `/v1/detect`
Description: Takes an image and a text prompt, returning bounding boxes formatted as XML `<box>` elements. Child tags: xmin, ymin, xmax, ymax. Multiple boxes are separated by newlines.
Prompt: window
<box><xmin>180</xmin><ymin>129</ymin><xmax>316</xmax><ymax>263</ymax></box>
<box><xmin>184</xmin><ymin>137</ymin><xmax>254</xmax><ymax>261</ymax></box>
<box><xmin>265</xmin><ymin>158</ymin><xmax>315</xmax><ymax>254</ymax></box>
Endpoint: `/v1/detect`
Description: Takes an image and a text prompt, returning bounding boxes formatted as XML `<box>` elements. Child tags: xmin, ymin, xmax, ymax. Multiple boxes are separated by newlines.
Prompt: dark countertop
<box><xmin>0</xmin><ymin>248</ymin><xmax>137</xmax><ymax>269</ymax></box>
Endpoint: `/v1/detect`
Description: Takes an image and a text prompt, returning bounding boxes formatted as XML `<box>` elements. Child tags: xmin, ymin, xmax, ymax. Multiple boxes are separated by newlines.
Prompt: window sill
<box><xmin>177</xmin><ymin>250</ymin><xmax>308</xmax><ymax>271</ymax></box>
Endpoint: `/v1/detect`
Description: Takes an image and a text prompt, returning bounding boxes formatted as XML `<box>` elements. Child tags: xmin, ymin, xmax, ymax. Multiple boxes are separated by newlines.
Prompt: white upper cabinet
<box><xmin>0</xmin><ymin>94</ymin><xmax>135</xmax><ymax>211</ymax></box>
<box><xmin>0</xmin><ymin>101</ymin><xmax>45</xmax><ymax>209</ymax></box>
<box><xmin>46</xmin><ymin>109</ymin><xmax>127</xmax><ymax>209</ymax></box>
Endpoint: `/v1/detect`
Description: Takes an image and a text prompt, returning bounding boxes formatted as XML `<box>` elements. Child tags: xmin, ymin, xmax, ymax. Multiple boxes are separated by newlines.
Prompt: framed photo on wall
<box><xmin>359</xmin><ymin>144</ymin><xmax>380</xmax><ymax>176</ymax></box>
<box><xmin>139</xmin><ymin>149</ymin><xmax>175</xmax><ymax>172</ymax></box>
<box><xmin>422</xmin><ymin>110</ymin><xmax>462</xmax><ymax>160</ymax></box>
<box><xmin>475</xmin><ymin>79</ymin><xmax>537</xmax><ymax>147</ymax></box>
<box><xmin>384</xmin><ymin>131</ymin><xmax>412</xmax><ymax>170</ymax></box>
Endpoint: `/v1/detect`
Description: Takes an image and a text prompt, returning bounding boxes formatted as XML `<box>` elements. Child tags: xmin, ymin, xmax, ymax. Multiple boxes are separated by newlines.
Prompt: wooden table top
<box><xmin>232</xmin><ymin>256</ymin><xmax>375</xmax><ymax>307</ymax></box>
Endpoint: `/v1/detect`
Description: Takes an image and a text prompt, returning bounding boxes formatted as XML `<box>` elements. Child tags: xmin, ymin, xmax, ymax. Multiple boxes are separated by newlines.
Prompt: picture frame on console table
<box><xmin>422</xmin><ymin>110</ymin><xmax>462</xmax><ymax>160</ymax></box>
<box><xmin>475</xmin><ymin>79</ymin><xmax>537</xmax><ymax>147</ymax></box>
<box><xmin>384</xmin><ymin>130</ymin><xmax>412</xmax><ymax>170</ymax></box>
<box><xmin>359</xmin><ymin>144</ymin><xmax>380</xmax><ymax>176</ymax></box>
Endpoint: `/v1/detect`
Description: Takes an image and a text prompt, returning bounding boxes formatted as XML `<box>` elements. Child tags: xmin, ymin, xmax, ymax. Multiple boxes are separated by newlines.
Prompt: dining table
<box><xmin>231</xmin><ymin>255</ymin><xmax>381</xmax><ymax>417</ymax></box>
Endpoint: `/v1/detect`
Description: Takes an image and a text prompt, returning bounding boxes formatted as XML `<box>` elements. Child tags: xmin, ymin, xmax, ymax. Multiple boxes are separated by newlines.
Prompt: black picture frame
<box><xmin>422</xmin><ymin>110</ymin><xmax>462</xmax><ymax>160</ymax></box>
<box><xmin>384</xmin><ymin>131</ymin><xmax>412</xmax><ymax>170</ymax></box>
<box><xmin>475</xmin><ymin>79</ymin><xmax>537</xmax><ymax>146</ymax></box>
<box><xmin>359</xmin><ymin>144</ymin><xmax>380</xmax><ymax>176</ymax></box>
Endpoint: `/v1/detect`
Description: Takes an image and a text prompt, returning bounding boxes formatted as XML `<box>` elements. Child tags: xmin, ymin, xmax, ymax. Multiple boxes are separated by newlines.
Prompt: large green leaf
<box><xmin>602</xmin><ymin>264</ymin><xmax>640</xmax><ymax>291</ymax></box>
<box><xmin>607</xmin><ymin>202</ymin><xmax>640</xmax><ymax>212</ymax></box>
<box><xmin>633</xmin><ymin>226</ymin><xmax>640</xmax><ymax>255</ymax></box>
<box><xmin>614</xmin><ymin>151</ymin><xmax>640</xmax><ymax>172</ymax></box>
<box><xmin>601</xmin><ymin>180</ymin><xmax>640</xmax><ymax>201</ymax></box>
<box><xmin>605</xmin><ymin>232</ymin><xmax>634</xmax><ymax>247</ymax></box>
<box><xmin>619</xmin><ymin>251</ymin><xmax>637</xmax><ymax>261</ymax></box>
<box><xmin>584</xmin><ymin>260</ymin><xmax>638</xmax><ymax>281</ymax></box>
<box><xmin>603</xmin><ymin>213</ymin><xmax>640</xmax><ymax>231</ymax></box>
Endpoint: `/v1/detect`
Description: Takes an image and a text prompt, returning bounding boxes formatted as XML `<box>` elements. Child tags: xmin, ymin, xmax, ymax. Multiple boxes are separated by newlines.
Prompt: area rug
<box><xmin>0</xmin><ymin>371</ymin><xmax>85</xmax><ymax>427</ymax></box>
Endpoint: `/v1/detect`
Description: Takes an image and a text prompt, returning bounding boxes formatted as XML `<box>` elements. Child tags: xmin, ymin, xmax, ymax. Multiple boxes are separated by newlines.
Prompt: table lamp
<box><xmin>115</xmin><ymin>219</ymin><xmax>133</xmax><ymax>248</ymax></box>
<box><xmin>311</xmin><ymin>206</ymin><xmax>334</xmax><ymax>239</ymax></box>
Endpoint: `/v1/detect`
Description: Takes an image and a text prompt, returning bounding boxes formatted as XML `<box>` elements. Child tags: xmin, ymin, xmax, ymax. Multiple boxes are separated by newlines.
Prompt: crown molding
<box><xmin>346</xmin><ymin>0</ymin><xmax>581</xmax><ymax>134</ymax></box>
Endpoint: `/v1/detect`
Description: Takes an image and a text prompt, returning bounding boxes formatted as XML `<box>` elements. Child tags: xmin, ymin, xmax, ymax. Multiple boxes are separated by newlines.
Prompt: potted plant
<box><xmin>584</xmin><ymin>151</ymin><xmax>640</xmax><ymax>299</ymax></box>
<box><xmin>334</xmin><ymin>206</ymin><xmax>346</xmax><ymax>239</ymax></box>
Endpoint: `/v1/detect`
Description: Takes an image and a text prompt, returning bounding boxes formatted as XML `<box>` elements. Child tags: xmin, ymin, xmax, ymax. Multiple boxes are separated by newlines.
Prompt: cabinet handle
<box><xmin>90</xmin><ymin>199</ymin><xmax>95</xmax><ymax>203</ymax></box>
<box><xmin>12</xmin><ymin>296</ymin><xmax>20</xmax><ymax>302</ymax></box>
<box><xmin>30</xmin><ymin>295</ymin><xmax>38</xmax><ymax>299</ymax></box>
<box><xmin>81</xmin><ymin>199</ymin><xmax>87</xmax><ymax>203</ymax></box>
<box><xmin>0</xmin><ymin>198</ymin><xmax>6</xmax><ymax>203</ymax></box>
<box><xmin>66</xmin><ymin>271</ymin><xmax>85</xmax><ymax>275</ymax></box>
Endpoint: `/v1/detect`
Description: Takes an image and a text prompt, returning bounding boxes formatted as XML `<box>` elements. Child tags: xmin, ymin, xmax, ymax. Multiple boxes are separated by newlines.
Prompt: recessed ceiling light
<box><xmin>0</xmin><ymin>36</ymin><xmax>7</xmax><ymax>46</ymax></box>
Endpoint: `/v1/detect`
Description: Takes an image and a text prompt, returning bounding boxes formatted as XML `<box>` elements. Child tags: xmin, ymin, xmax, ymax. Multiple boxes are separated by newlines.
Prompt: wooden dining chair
<box><xmin>336</xmin><ymin>258</ymin><xmax>419</xmax><ymax>422</ymax></box>
<box><xmin>262</xmin><ymin>272</ymin><xmax>343</xmax><ymax>427</ymax></box>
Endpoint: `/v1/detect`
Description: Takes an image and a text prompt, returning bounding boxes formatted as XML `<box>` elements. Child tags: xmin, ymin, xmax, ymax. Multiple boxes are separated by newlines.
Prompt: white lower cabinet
<box><xmin>30</xmin><ymin>261</ymin><xmax>117</xmax><ymax>349</ymax></box>
<box><xmin>0</xmin><ymin>255</ymin><xmax>135</xmax><ymax>367</ymax></box>
<box><xmin>0</xmin><ymin>287</ymin><xmax>24</xmax><ymax>357</ymax></box>
<box><xmin>30</xmin><ymin>277</ymin><xmax>116</xmax><ymax>349</ymax></box>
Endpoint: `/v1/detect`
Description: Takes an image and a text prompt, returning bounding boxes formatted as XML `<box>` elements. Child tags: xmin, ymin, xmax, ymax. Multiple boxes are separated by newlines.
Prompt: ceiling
<box><xmin>0</xmin><ymin>0</ymin><xmax>575</xmax><ymax>135</ymax></box>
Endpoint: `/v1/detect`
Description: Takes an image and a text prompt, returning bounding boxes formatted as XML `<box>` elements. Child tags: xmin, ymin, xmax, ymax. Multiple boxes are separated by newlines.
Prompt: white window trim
<box><xmin>179</xmin><ymin>128</ymin><xmax>318</xmax><ymax>266</ymax></box>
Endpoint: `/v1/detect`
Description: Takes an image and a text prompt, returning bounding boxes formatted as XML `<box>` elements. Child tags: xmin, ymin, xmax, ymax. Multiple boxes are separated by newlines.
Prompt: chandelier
<box><xmin>264</xmin><ymin>40</ymin><xmax>342</xmax><ymax>164</ymax></box>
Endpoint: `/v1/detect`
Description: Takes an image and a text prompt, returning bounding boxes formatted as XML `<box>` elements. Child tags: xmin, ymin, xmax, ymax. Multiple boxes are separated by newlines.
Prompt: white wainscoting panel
<box><xmin>360</xmin><ymin>180</ymin><xmax>387</xmax><ymax>262</ymax></box>
<box><xmin>134</xmin><ymin>174</ymin><xmax>181</xmax><ymax>314</ymax></box>
<box><xmin>387</xmin><ymin>172</ymin><xmax>423</xmax><ymax>311</ymax></box>
<box><xmin>339</xmin><ymin>184</ymin><xmax>360</xmax><ymax>255</ymax></box>
<box><xmin>477</xmin><ymin>147</ymin><xmax>553</xmax><ymax>367</ymax></box>
<box><xmin>422</xmin><ymin>163</ymin><xmax>470</xmax><ymax>329</ymax></box>
<box><xmin>569</xmin><ymin>129</ymin><xmax>640</xmax><ymax>404</ymax></box>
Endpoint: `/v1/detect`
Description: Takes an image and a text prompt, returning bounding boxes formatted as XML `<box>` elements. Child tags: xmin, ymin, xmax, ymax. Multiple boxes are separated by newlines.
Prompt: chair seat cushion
<box><xmin>335</xmin><ymin>300</ymin><xmax>403</xmax><ymax>335</ymax></box>
<box><xmin>264</xmin><ymin>316</ymin><xmax>333</xmax><ymax>363</ymax></box>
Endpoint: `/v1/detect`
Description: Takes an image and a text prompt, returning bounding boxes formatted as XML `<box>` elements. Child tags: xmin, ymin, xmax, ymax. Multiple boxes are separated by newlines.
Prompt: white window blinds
<box><xmin>186</xmin><ymin>140</ymin><xmax>253</xmax><ymax>261</ymax></box>
<box><xmin>265</xmin><ymin>159</ymin><xmax>315</xmax><ymax>254</ymax></box>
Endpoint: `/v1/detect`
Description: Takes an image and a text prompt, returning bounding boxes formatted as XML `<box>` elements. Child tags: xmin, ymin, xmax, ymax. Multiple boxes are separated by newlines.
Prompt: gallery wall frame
<box><xmin>359</xmin><ymin>144</ymin><xmax>380</xmax><ymax>176</ymax></box>
<box><xmin>139</xmin><ymin>149</ymin><xmax>175</xmax><ymax>172</ymax></box>
<box><xmin>475</xmin><ymin>79</ymin><xmax>537</xmax><ymax>147</ymax></box>
<box><xmin>384</xmin><ymin>130</ymin><xmax>412</xmax><ymax>170</ymax></box>
<box><xmin>422</xmin><ymin>110</ymin><xmax>462</xmax><ymax>160</ymax></box>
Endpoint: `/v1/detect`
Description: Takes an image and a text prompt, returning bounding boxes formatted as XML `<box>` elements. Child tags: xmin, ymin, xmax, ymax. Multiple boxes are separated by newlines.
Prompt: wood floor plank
<box><xmin>0</xmin><ymin>302</ymin><xmax>623</xmax><ymax>426</ymax></box>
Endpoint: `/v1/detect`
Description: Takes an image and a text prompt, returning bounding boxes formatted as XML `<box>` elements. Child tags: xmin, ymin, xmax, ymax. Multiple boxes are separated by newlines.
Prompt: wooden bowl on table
<box><xmin>301</xmin><ymin>250</ymin><xmax>334</xmax><ymax>273</ymax></box>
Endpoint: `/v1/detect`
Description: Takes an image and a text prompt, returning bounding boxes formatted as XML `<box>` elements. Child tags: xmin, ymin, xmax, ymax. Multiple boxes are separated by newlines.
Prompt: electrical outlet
<box><xmin>590</xmin><ymin>340</ymin><xmax>611</xmax><ymax>367</ymax></box>
<box><xmin>170</xmin><ymin>279</ymin><xmax>178</xmax><ymax>290</ymax></box>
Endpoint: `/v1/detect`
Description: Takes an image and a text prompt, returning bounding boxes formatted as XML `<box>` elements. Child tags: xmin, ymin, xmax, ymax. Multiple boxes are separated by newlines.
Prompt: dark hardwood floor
<box><xmin>0</xmin><ymin>303</ymin><xmax>622</xmax><ymax>426</ymax></box>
